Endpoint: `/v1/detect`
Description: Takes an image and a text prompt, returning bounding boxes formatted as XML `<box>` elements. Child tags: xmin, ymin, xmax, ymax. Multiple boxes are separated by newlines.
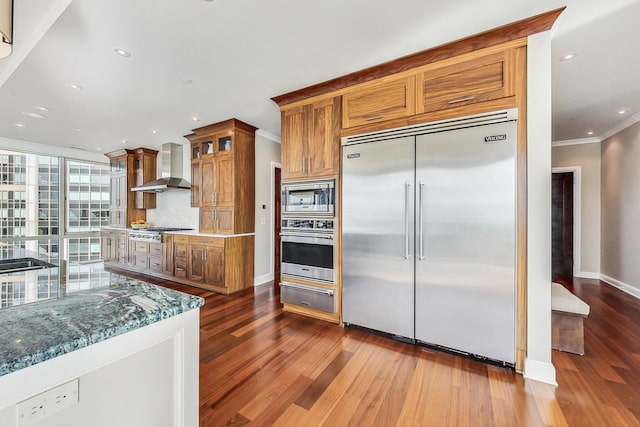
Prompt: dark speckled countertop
<box><xmin>0</xmin><ymin>275</ymin><xmax>204</xmax><ymax>377</ymax></box>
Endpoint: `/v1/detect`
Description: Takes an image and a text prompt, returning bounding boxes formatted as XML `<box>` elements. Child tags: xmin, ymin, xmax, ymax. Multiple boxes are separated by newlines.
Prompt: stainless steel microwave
<box><xmin>282</xmin><ymin>179</ymin><xmax>335</xmax><ymax>216</ymax></box>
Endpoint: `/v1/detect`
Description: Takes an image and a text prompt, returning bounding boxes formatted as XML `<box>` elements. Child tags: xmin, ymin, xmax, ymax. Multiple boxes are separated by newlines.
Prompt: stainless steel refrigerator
<box><xmin>342</xmin><ymin>109</ymin><xmax>517</xmax><ymax>365</ymax></box>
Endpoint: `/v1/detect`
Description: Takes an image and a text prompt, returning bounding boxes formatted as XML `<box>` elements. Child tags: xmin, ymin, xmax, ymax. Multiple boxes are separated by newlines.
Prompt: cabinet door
<box><xmin>306</xmin><ymin>97</ymin><xmax>340</xmax><ymax>178</ymax></box>
<box><xmin>281</xmin><ymin>105</ymin><xmax>307</xmax><ymax>180</ymax></box>
<box><xmin>199</xmin><ymin>207</ymin><xmax>215</xmax><ymax>234</ymax></box>
<box><xmin>200</xmin><ymin>159</ymin><xmax>216</xmax><ymax>206</ymax></box>
<box><xmin>216</xmin><ymin>207</ymin><xmax>234</xmax><ymax>234</ymax></box>
<box><xmin>101</xmin><ymin>234</ymin><xmax>113</xmax><ymax>261</ymax></box>
<box><xmin>342</xmin><ymin>76</ymin><xmax>415</xmax><ymax>128</ymax></box>
<box><xmin>116</xmin><ymin>235</ymin><xmax>128</xmax><ymax>264</ymax></box>
<box><xmin>205</xmin><ymin>246</ymin><xmax>225</xmax><ymax>288</ymax></box>
<box><xmin>416</xmin><ymin>50</ymin><xmax>513</xmax><ymax>114</ymax></box>
<box><xmin>162</xmin><ymin>235</ymin><xmax>174</xmax><ymax>275</ymax></box>
<box><xmin>187</xmin><ymin>245</ymin><xmax>206</xmax><ymax>283</ymax></box>
<box><xmin>191</xmin><ymin>161</ymin><xmax>201</xmax><ymax>207</ymax></box>
<box><xmin>174</xmin><ymin>243</ymin><xmax>188</xmax><ymax>278</ymax></box>
<box><xmin>215</xmin><ymin>157</ymin><xmax>234</xmax><ymax>206</ymax></box>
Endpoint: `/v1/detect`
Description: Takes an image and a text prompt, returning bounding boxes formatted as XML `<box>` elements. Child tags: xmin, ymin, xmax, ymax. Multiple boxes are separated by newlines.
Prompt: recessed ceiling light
<box><xmin>192</xmin><ymin>116</ymin><xmax>200</xmax><ymax>122</ymax></box>
<box><xmin>22</xmin><ymin>111</ymin><xmax>47</xmax><ymax>119</ymax></box>
<box><xmin>14</xmin><ymin>123</ymin><xmax>26</xmax><ymax>128</ymax></box>
<box><xmin>587</xmin><ymin>131</ymin><xmax>594</xmax><ymax>135</ymax></box>
<box><xmin>151</xmin><ymin>129</ymin><xmax>157</xmax><ymax>134</ymax></box>
<box><xmin>182</xmin><ymin>78</ymin><xmax>193</xmax><ymax>84</ymax></box>
<box><xmin>66</xmin><ymin>83</ymin><xmax>83</xmax><ymax>90</ymax></box>
<box><xmin>121</xmin><ymin>139</ymin><xmax>127</xmax><ymax>144</ymax></box>
<box><xmin>74</xmin><ymin>128</ymin><xmax>83</xmax><ymax>132</ymax></box>
<box><xmin>618</xmin><ymin>110</ymin><xmax>627</xmax><ymax>115</ymax></box>
<box><xmin>560</xmin><ymin>53</ymin><xmax>577</xmax><ymax>61</ymax></box>
<box><xmin>97</xmin><ymin>147</ymin><xmax>103</xmax><ymax>151</ymax></box>
<box><xmin>114</xmin><ymin>48</ymin><xmax>131</xmax><ymax>57</ymax></box>
<box><xmin>35</xmin><ymin>106</ymin><xmax>51</xmax><ymax>112</ymax></box>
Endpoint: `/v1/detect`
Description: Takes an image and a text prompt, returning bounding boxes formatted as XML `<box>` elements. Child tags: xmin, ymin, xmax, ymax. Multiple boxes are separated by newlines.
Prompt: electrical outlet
<box><xmin>17</xmin><ymin>379</ymin><xmax>79</xmax><ymax>426</ymax></box>
<box><xmin>260</xmin><ymin>217</ymin><xmax>266</xmax><ymax>225</ymax></box>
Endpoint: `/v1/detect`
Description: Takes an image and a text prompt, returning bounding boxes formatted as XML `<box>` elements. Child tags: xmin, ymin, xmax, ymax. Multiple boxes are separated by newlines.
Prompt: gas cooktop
<box><xmin>143</xmin><ymin>227</ymin><xmax>193</xmax><ymax>232</ymax></box>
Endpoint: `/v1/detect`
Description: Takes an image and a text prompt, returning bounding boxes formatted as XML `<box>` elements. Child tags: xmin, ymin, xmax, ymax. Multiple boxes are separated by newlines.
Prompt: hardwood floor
<box><xmin>119</xmin><ymin>270</ymin><xmax>640</xmax><ymax>426</ymax></box>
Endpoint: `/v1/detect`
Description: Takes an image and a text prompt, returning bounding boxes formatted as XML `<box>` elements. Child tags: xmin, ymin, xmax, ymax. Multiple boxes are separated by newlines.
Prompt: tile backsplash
<box><xmin>146</xmin><ymin>191</ymin><xmax>199</xmax><ymax>229</ymax></box>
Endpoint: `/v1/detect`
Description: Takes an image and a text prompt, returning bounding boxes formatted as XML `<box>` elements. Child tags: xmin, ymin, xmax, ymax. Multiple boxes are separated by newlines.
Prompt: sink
<box><xmin>0</xmin><ymin>257</ymin><xmax>57</xmax><ymax>274</ymax></box>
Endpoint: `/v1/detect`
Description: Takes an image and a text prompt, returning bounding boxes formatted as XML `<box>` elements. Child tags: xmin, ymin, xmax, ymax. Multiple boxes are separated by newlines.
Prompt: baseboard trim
<box><xmin>523</xmin><ymin>358</ymin><xmax>557</xmax><ymax>386</ymax></box>
<box><xmin>575</xmin><ymin>271</ymin><xmax>600</xmax><ymax>280</ymax></box>
<box><xmin>254</xmin><ymin>273</ymin><xmax>274</xmax><ymax>286</ymax></box>
<box><xmin>600</xmin><ymin>274</ymin><xmax>640</xmax><ymax>300</ymax></box>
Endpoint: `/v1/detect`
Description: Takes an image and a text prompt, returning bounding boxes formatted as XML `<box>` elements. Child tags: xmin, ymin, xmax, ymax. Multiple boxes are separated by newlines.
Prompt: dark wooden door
<box><xmin>274</xmin><ymin>167</ymin><xmax>282</xmax><ymax>286</ymax></box>
<box><xmin>552</xmin><ymin>172</ymin><xmax>574</xmax><ymax>281</ymax></box>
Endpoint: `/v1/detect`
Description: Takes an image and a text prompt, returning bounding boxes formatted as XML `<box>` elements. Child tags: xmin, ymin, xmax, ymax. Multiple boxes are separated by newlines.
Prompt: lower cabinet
<box><xmin>101</xmin><ymin>229</ymin><xmax>253</xmax><ymax>295</ymax></box>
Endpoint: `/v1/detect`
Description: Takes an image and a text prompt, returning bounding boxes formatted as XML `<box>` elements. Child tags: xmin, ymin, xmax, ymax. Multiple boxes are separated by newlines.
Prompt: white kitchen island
<box><xmin>0</xmin><ymin>265</ymin><xmax>203</xmax><ymax>427</ymax></box>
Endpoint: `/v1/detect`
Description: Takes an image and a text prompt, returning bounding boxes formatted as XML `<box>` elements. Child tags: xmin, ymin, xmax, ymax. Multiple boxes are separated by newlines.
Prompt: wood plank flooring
<box><xmin>117</xmin><ymin>270</ymin><xmax>640</xmax><ymax>426</ymax></box>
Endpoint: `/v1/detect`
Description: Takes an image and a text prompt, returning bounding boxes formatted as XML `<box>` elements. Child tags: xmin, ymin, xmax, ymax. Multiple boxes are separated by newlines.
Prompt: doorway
<box><xmin>552</xmin><ymin>172</ymin><xmax>574</xmax><ymax>282</ymax></box>
<box><xmin>273</xmin><ymin>167</ymin><xmax>281</xmax><ymax>287</ymax></box>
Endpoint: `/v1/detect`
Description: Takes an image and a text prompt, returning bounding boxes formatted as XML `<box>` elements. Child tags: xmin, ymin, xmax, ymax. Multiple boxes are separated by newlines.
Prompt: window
<box><xmin>66</xmin><ymin>160</ymin><xmax>110</xmax><ymax>233</ymax></box>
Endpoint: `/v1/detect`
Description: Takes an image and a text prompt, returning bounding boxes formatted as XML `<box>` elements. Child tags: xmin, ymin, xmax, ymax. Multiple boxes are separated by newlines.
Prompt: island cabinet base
<box><xmin>106</xmin><ymin>235</ymin><xmax>254</xmax><ymax>295</ymax></box>
<box><xmin>0</xmin><ymin>309</ymin><xmax>200</xmax><ymax>427</ymax></box>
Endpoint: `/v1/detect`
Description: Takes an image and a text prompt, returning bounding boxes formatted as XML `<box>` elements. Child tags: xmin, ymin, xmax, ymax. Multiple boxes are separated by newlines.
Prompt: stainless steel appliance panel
<box><xmin>414</xmin><ymin>121</ymin><xmax>516</xmax><ymax>363</ymax></box>
<box><xmin>282</xmin><ymin>179</ymin><xmax>335</xmax><ymax>216</ymax></box>
<box><xmin>281</xmin><ymin>282</ymin><xmax>335</xmax><ymax>313</ymax></box>
<box><xmin>281</xmin><ymin>232</ymin><xmax>334</xmax><ymax>283</ymax></box>
<box><xmin>342</xmin><ymin>136</ymin><xmax>415</xmax><ymax>339</ymax></box>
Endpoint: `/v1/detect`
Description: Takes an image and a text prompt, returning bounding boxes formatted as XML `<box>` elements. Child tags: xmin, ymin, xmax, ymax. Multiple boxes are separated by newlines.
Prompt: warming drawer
<box><xmin>280</xmin><ymin>281</ymin><xmax>335</xmax><ymax>313</ymax></box>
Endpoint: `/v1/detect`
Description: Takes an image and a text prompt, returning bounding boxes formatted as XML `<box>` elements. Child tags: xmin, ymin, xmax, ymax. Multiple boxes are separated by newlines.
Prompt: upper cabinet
<box><xmin>185</xmin><ymin>119</ymin><xmax>256</xmax><ymax>234</ymax></box>
<box><xmin>416</xmin><ymin>50</ymin><xmax>514</xmax><ymax>114</ymax></box>
<box><xmin>281</xmin><ymin>96</ymin><xmax>341</xmax><ymax>180</ymax></box>
<box><xmin>105</xmin><ymin>148</ymin><xmax>157</xmax><ymax>228</ymax></box>
<box><xmin>342</xmin><ymin>76</ymin><xmax>415</xmax><ymax>129</ymax></box>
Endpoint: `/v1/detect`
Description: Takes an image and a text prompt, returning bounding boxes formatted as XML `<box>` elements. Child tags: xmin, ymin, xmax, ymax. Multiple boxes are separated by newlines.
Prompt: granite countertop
<box><xmin>0</xmin><ymin>277</ymin><xmax>204</xmax><ymax>377</ymax></box>
<box><xmin>100</xmin><ymin>226</ymin><xmax>254</xmax><ymax>238</ymax></box>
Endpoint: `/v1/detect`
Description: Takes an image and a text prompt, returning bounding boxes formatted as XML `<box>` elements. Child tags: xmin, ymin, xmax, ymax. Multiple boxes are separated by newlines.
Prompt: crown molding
<box><xmin>256</xmin><ymin>129</ymin><xmax>281</xmax><ymax>144</ymax></box>
<box><xmin>552</xmin><ymin>137</ymin><xmax>600</xmax><ymax>147</ymax></box>
<box><xmin>599</xmin><ymin>113</ymin><xmax>640</xmax><ymax>142</ymax></box>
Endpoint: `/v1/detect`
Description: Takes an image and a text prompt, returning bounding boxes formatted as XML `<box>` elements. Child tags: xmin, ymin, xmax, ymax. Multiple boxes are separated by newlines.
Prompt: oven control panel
<box><xmin>282</xmin><ymin>218</ymin><xmax>334</xmax><ymax>232</ymax></box>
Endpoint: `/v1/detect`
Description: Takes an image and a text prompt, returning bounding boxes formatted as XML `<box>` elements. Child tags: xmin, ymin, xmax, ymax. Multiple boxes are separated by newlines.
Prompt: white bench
<box><xmin>551</xmin><ymin>282</ymin><xmax>590</xmax><ymax>355</ymax></box>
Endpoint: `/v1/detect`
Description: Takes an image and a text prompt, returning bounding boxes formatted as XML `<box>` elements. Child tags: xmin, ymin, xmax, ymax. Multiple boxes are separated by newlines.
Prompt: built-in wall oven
<box><xmin>282</xmin><ymin>179</ymin><xmax>334</xmax><ymax>216</ymax></box>
<box><xmin>280</xmin><ymin>218</ymin><xmax>334</xmax><ymax>283</ymax></box>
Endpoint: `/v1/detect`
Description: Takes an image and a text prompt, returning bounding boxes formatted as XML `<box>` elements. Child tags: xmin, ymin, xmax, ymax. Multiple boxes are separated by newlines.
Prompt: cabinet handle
<box><xmin>213</xmin><ymin>192</ymin><xmax>217</xmax><ymax>204</ymax></box>
<box><xmin>203</xmin><ymin>248</ymin><xmax>207</xmax><ymax>260</ymax></box>
<box><xmin>365</xmin><ymin>114</ymin><xmax>384</xmax><ymax>121</ymax></box>
<box><xmin>448</xmin><ymin>96</ymin><xmax>475</xmax><ymax>104</ymax></box>
<box><xmin>176</xmin><ymin>267</ymin><xmax>185</xmax><ymax>271</ymax></box>
<box><xmin>213</xmin><ymin>209</ymin><xmax>217</xmax><ymax>221</ymax></box>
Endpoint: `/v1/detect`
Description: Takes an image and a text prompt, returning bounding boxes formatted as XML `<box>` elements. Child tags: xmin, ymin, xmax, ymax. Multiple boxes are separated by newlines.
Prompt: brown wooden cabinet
<box><xmin>105</xmin><ymin>148</ymin><xmax>157</xmax><ymax>228</ymax></box>
<box><xmin>100</xmin><ymin>229</ymin><xmax>128</xmax><ymax>264</ymax></box>
<box><xmin>185</xmin><ymin>119</ymin><xmax>256</xmax><ymax>234</ymax></box>
<box><xmin>416</xmin><ymin>50</ymin><xmax>514</xmax><ymax>114</ymax></box>
<box><xmin>342</xmin><ymin>76</ymin><xmax>415</xmax><ymax>128</ymax></box>
<box><xmin>281</xmin><ymin>96</ymin><xmax>340</xmax><ymax>180</ymax></box>
<box><xmin>173</xmin><ymin>235</ymin><xmax>188</xmax><ymax>279</ymax></box>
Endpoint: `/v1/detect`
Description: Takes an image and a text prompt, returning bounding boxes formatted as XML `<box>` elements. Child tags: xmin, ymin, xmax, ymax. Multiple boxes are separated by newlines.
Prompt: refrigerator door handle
<box><xmin>418</xmin><ymin>181</ymin><xmax>425</xmax><ymax>260</ymax></box>
<box><xmin>404</xmin><ymin>182</ymin><xmax>412</xmax><ymax>259</ymax></box>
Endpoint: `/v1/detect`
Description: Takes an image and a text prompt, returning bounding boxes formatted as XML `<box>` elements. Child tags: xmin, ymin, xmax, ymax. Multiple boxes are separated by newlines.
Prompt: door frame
<box><xmin>270</xmin><ymin>161</ymin><xmax>282</xmax><ymax>282</ymax></box>
<box><xmin>551</xmin><ymin>166</ymin><xmax>581</xmax><ymax>277</ymax></box>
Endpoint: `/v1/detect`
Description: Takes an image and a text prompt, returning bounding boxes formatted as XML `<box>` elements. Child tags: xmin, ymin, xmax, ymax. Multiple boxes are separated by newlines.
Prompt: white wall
<box><xmin>601</xmin><ymin>121</ymin><xmax>640</xmax><ymax>298</ymax></box>
<box><xmin>253</xmin><ymin>133</ymin><xmax>281</xmax><ymax>285</ymax></box>
<box><xmin>524</xmin><ymin>31</ymin><xmax>556</xmax><ymax>386</ymax></box>
<box><xmin>552</xmin><ymin>142</ymin><xmax>601</xmax><ymax>277</ymax></box>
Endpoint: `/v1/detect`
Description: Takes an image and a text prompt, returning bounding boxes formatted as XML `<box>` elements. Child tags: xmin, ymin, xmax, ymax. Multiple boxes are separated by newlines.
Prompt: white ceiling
<box><xmin>0</xmin><ymin>0</ymin><xmax>638</xmax><ymax>157</ymax></box>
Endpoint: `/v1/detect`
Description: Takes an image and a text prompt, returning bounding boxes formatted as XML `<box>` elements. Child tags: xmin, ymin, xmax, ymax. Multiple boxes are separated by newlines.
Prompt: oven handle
<box><xmin>281</xmin><ymin>232</ymin><xmax>334</xmax><ymax>240</ymax></box>
<box><xmin>280</xmin><ymin>281</ymin><xmax>334</xmax><ymax>296</ymax></box>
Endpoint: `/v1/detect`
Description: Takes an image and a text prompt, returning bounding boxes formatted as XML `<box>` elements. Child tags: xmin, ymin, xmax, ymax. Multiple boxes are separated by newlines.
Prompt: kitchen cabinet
<box><xmin>100</xmin><ymin>229</ymin><xmax>128</xmax><ymax>265</ymax></box>
<box><xmin>173</xmin><ymin>235</ymin><xmax>188</xmax><ymax>279</ymax></box>
<box><xmin>105</xmin><ymin>148</ymin><xmax>157</xmax><ymax>228</ymax></box>
<box><xmin>185</xmin><ymin>119</ymin><xmax>255</xmax><ymax>234</ymax></box>
<box><xmin>416</xmin><ymin>50</ymin><xmax>514</xmax><ymax>114</ymax></box>
<box><xmin>133</xmin><ymin>148</ymin><xmax>158</xmax><ymax>210</ymax></box>
<box><xmin>342</xmin><ymin>76</ymin><xmax>415</xmax><ymax>129</ymax></box>
<box><xmin>281</xmin><ymin>96</ymin><xmax>340</xmax><ymax>180</ymax></box>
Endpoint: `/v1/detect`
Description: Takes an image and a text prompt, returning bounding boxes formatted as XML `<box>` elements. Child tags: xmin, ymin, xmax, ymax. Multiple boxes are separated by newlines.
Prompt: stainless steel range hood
<box><xmin>131</xmin><ymin>143</ymin><xmax>191</xmax><ymax>192</ymax></box>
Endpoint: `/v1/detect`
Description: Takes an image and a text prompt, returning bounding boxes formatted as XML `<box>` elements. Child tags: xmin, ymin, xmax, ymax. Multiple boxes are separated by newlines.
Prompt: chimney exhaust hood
<box><xmin>131</xmin><ymin>143</ymin><xmax>191</xmax><ymax>192</ymax></box>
